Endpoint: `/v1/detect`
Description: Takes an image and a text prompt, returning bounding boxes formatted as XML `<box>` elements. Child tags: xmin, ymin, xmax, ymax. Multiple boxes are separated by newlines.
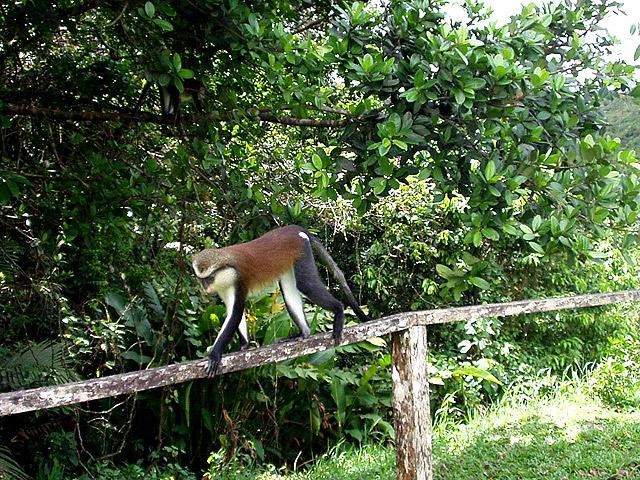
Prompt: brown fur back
<box><xmin>225</xmin><ymin>225</ymin><xmax>305</xmax><ymax>291</ymax></box>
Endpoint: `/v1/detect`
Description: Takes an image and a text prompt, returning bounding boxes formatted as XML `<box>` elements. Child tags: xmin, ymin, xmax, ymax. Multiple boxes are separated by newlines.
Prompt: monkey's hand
<box><xmin>205</xmin><ymin>351</ymin><xmax>222</xmax><ymax>377</ymax></box>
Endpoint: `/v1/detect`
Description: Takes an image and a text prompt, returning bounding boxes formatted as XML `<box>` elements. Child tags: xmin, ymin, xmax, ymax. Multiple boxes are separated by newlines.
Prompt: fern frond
<box><xmin>0</xmin><ymin>340</ymin><xmax>75</xmax><ymax>390</ymax></box>
<box><xmin>0</xmin><ymin>445</ymin><xmax>30</xmax><ymax>480</ymax></box>
<box><xmin>0</xmin><ymin>236</ymin><xmax>23</xmax><ymax>277</ymax></box>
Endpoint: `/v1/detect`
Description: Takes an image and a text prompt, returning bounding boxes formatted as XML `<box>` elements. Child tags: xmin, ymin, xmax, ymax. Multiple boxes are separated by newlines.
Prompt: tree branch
<box><xmin>4</xmin><ymin>104</ymin><xmax>362</xmax><ymax>128</ymax></box>
<box><xmin>1</xmin><ymin>289</ymin><xmax>640</xmax><ymax>416</ymax></box>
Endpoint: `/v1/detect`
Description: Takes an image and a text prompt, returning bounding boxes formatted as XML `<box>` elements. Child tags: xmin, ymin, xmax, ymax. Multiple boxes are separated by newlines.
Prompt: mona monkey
<box><xmin>159</xmin><ymin>78</ymin><xmax>205</xmax><ymax>117</ymax></box>
<box><xmin>192</xmin><ymin>225</ymin><xmax>371</xmax><ymax>376</ymax></box>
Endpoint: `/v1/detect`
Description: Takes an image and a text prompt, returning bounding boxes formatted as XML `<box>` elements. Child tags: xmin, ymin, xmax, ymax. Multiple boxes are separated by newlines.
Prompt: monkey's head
<box><xmin>192</xmin><ymin>249</ymin><xmax>237</xmax><ymax>295</ymax></box>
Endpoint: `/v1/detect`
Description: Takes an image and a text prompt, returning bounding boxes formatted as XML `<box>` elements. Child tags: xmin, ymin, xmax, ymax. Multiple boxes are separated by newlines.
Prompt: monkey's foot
<box><xmin>332</xmin><ymin>328</ymin><xmax>343</xmax><ymax>346</ymax></box>
<box><xmin>274</xmin><ymin>333</ymin><xmax>308</xmax><ymax>344</ymax></box>
<box><xmin>205</xmin><ymin>353</ymin><xmax>222</xmax><ymax>378</ymax></box>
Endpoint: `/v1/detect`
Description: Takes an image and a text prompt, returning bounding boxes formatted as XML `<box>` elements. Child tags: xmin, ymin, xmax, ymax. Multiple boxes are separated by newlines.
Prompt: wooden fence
<box><xmin>1</xmin><ymin>289</ymin><xmax>640</xmax><ymax>479</ymax></box>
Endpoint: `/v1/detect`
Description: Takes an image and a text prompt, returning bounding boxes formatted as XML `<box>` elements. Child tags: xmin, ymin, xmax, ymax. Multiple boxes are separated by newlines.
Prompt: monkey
<box><xmin>159</xmin><ymin>78</ymin><xmax>205</xmax><ymax>117</ymax></box>
<box><xmin>192</xmin><ymin>225</ymin><xmax>371</xmax><ymax>376</ymax></box>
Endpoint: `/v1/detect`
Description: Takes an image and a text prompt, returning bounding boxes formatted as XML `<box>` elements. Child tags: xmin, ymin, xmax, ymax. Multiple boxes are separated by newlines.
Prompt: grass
<box><xmin>433</xmin><ymin>388</ymin><xmax>640</xmax><ymax>480</ymax></box>
<box><xmin>213</xmin><ymin>387</ymin><xmax>640</xmax><ymax>480</ymax></box>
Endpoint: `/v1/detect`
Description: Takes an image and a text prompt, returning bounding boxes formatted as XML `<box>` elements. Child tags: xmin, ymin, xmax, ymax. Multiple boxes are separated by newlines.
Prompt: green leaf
<box><xmin>635</xmin><ymin>43</ymin><xmax>640</xmax><ymax>61</ymax></box>
<box><xmin>378</xmin><ymin>156</ymin><xmax>393</xmax><ymax>176</ymax></box>
<box><xmin>484</xmin><ymin>160</ymin><xmax>496</xmax><ymax>181</ymax></box>
<box><xmin>462</xmin><ymin>252</ymin><xmax>481</xmax><ymax>265</ymax></box>
<box><xmin>453</xmin><ymin>366</ymin><xmax>503</xmax><ymax>385</ymax></box>
<box><xmin>172</xmin><ymin>53</ymin><xmax>181</xmax><ymax>72</ymax></box>
<box><xmin>482</xmin><ymin>228</ymin><xmax>500</xmax><ymax>241</ymax></box>
<box><xmin>331</xmin><ymin>378</ymin><xmax>347</xmax><ymax>427</ymax></box>
<box><xmin>311</xmin><ymin>154</ymin><xmax>323</xmax><ymax>170</ymax></box>
<box><xmin>263</xmin><ymin>311</ymin><xmax>291</xmax><ymax>344</ymax></box>
<box><xmin>532</xmin><ymin>215</ymin><xmax>542</xmax><ymax>231</ymax></box>
<box><xmin>453</xmin><ymin>88</ymin><xmax>465</xmax><ymax>105</ymax></box>
<box><xmin>157</xmin><ymin>73</ymin><xmax>171</xmax><ymax>86</ymax></box>
<box><xmin>0</xmin><ymin>183</ymin><xmax>11</xmax><ymax>204</ymax></box>
<box><xmin>469</xmin><ymin>277</ymin><xmax>491</xmax><ymax>290</ymax></box>
<box><xmin>528</xmin><ymin>241</ymin><xmax>544</xmax><ymax>254</ymax></box>
<box><xmin>366</xmin><ymin>336</ymin><xmax>387</xmax><ymax>347</ymax></box>
<box><xmin>105</xmin><ymin>292</ymin><xmax>126</xmax><ymax>315</ymax></box>
<box><xmin>467</xmin><ymin>78</ymin><xmax>486</xmax><ymax>89</ymax></box>
<box><xmin>520</xmin><ymin>224</ymin><xmax>534</xmax><ymax>235</ymax></box>
<box><xmin>393</xmin><ymin>139</ymin><xmax>408</xmax><ymax>150</ymax></box>
<box><xmin>178</xmin><ymin>69</ymin><xmax>194</xmax><ymax>79</ymax></box>
<box><xmin>435</xmin><ymin>264</ymin><xmax>456</xmax><ymax>279</ymax></box>
<box><xmin>403</xmin><ymin>88</ymin><xmax>420</xmax><ymax>102</ymax></box>
<box><xmin>153</xmin><ymin>18</ymin><xmax>173</xmax><ymax>31</ymax></box>
<box><xmin>309</xmin><ymin>348</ymin><xmax>335</xmax><ymax>365</ymax></box>
<box><xmin>6</xmin><ymin>180</ymin><xmax>19</xmax><ymax>197</ymax></box>
<box><xmin>488</xmin><ymin>186</ymin><xmax>501</xmax><ymax>197</ymax></box>
<box><xmin>473</xmin><ymin>230</ymin><xmax>483</xmax><ymax>247</ymax></box>
<box><xmin>361</xmin><ymin>53</ymin><xmax>374</xmax><ymax>73</ymax></box>
<box><xmin>248</xmin><ymin>13</ymin><xmax>260</xmax><ymax>35</ymax></box>
<box><xmin>145</xmin><ymin>1</ymin><xmax>155</xmax><ymax>17</ymax></box>
<box><xmin>502</xmin><ymin>224</ymin><xmax>518</xmax><ymax>235</ymax></box>
<box><xmin>371</xmin><ymin>177</ymin><xmax>387</xmax><ymax>195</ymax></box>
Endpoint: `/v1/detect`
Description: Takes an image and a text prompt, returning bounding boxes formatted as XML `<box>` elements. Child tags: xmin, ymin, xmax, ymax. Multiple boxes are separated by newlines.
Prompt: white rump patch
<box><xmin>280</xmin><ymin>269</ymin><xmax>310</xmax><ymax>337</ymax></box>
<box><xmin>238</xmin><ymin>313</ymin><xmax>249</xmax><ymax>344</ymax></box>
<box><xmin>298</xmin><ymin>232</ymin><xmax>310</xmax><ymax>241</ymax></box>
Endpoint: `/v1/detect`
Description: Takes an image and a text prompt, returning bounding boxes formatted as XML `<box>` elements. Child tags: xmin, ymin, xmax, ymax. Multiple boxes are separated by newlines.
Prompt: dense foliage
<box><xmin>1</xmin><ymin>0</ymin><xmax>639</xmax><ymax>477</ymax></box>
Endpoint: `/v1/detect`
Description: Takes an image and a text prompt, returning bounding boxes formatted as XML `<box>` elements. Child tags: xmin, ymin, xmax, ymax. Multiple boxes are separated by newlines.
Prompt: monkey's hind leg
<box><xmin>279</xmin><ymin>269</ymin><xmax>311</xmax><ymax>340</ymax></box>
<box><xmin>294</xmin><ymin>245</ymin><xmax>345</xmax><ymax>343</ymax></box>
<box><xmin>238</xmin><ymin>314</ymin><xmax>249</xmax><ymax>350</ymax></box>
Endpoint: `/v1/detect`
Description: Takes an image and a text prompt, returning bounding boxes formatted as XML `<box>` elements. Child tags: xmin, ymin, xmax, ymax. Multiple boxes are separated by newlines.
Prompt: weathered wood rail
<box><xmin>2</xmin><ymin>289</ymin><xmax>640</xmax><ymax>479</ymax></box>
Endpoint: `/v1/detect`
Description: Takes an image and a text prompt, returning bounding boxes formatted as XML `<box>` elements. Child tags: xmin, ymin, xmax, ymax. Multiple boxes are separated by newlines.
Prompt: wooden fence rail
<box><xmin>2</xmin><ymin>289</ymin><xmax>640</xmax><ymax>479</ymax></box>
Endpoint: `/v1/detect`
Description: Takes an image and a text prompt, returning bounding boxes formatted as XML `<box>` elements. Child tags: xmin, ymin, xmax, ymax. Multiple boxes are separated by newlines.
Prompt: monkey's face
<box><xmin>199</xmin><ymin>275</ymin><xmax>215</xmax><ymax>293</ymax></box>
<box><xmin>192</xmin><ymin>249</ymin><xmax>237</xmax><ymax>295</ymax></box>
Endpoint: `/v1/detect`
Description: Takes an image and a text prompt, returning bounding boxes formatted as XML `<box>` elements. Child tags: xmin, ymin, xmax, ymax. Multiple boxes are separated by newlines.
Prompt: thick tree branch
<box><xmin>4</xmin><ymin>104</ymin><xmax>362</xmax><ymax>128</ymax></box>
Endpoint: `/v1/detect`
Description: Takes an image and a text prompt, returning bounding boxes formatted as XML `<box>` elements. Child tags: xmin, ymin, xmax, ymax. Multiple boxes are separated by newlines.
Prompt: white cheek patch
<box><xmin>298</xmin><ymin>232</ymin><xmax>310</xmax><ymax>241</ymax></box>
<box><xmin>217</xmin><ymin>285</ymin><xmax>236</xmax><ymax>309</ymax></box>
<box><xmin>207</xmin><ymin>267</ymin><xmax>237</xmax><ymax>293</ymax></box>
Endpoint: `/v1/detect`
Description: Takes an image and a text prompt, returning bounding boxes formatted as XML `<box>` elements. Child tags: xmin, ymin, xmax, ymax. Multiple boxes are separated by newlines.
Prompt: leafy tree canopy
<box><xmin>2</xmin><ymin>0</ymin><xmax>639</xmax><ymax>311</ymax></box>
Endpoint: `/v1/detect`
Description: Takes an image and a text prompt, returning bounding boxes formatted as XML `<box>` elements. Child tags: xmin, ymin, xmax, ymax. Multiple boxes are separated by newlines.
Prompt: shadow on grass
<box><xmin>434</xmin><ymin>413</ymin><xmax>640</xmax><ymax>480</ymax></box>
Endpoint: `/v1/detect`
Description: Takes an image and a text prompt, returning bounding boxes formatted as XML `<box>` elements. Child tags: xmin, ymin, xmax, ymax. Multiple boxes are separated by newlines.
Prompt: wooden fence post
<box><xmin>392</xmin><ymin>325</ymin><xmax>432</xmax><ymax>480</ymax></box>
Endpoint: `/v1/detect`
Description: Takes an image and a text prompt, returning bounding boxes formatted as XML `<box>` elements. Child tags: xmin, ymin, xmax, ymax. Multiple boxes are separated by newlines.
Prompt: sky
<box><xmin>448</xmin><ymin>0</ymin><xmax>640</xmax><ymax>65</ymax></box>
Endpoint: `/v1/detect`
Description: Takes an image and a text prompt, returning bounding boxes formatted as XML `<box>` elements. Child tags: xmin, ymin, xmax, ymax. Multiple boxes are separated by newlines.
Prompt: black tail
<box><xmin>308</xmin><ymin>233</ymin><xmax>371</xmax><ymax>323</ymax></box>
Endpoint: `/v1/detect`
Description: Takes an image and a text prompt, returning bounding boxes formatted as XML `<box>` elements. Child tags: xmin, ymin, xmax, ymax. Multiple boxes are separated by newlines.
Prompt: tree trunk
<box><xmin>392</xmin><ymin>326</ymin><xmax>432</xmax><ymax>480</ymax></box>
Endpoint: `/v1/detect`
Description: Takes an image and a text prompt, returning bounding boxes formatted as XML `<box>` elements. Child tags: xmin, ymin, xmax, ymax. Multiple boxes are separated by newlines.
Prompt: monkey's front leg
<box><xmin>206</xmin><ymin>288</ymin><xmax>246</xmax><ymax>377</ymax></box>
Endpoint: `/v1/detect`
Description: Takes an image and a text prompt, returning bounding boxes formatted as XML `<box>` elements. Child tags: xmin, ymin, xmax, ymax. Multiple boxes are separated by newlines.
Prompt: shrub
<box><xmin>591</xmin><ymin>334</ymin><xmax>640</xmax><ymax>409</ymax></box>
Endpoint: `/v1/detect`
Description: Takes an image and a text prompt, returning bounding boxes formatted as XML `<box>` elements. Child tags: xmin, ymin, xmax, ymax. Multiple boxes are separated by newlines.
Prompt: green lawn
<box><xmin>214</xmin><ymin>389</ymin><xmax>640</xmax><ymax>480</ymax></box>
<box><xmin>434</xmin><ymin>392</ymin><xmax>640</xmax><ymax>480</ymax></box>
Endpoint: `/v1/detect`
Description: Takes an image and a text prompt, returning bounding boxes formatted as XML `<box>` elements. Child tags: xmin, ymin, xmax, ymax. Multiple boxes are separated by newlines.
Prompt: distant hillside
<box><xmin>602</xmin><ymin>95</ymin><xmax>640</xmax><ymax>152</ymax></box>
